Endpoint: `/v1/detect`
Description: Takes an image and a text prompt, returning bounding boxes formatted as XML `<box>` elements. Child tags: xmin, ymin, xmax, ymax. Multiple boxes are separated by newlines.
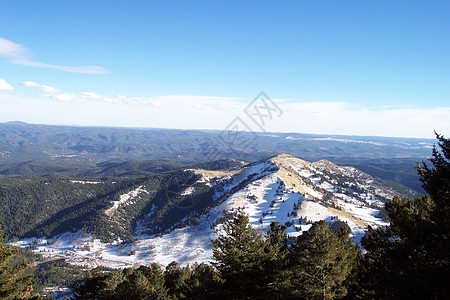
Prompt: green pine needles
<box><xmin>0</xmin><ymin>227</ymin><xmax>33</xmax><ymax>299</ymax></box>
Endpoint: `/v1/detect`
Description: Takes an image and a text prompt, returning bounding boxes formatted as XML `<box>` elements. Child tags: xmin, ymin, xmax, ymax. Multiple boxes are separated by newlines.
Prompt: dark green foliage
<box><xmin>0</xmin><ymin>175</ymin><xmax>160</xmax><ymax>242</ymax></box>
<box><xmin>163</xmin><ymin>262</ymin><xmax>192</xmax><ymax>299</ymax></box>
<box><xmin>210</xmin><ymin>214</ymin><xmax>357</xmax><ymax>299</ymax></box>
<box><xmin>141</xmin><ymin>170</ymin><xmax>206</xmax><ymax>234</ymax></box>
<box><xmin>266</xmin><ymin>221</ymin><xmax>288</xmax><ymax>256</ymax></box>
<box><xmin>116</xmin><ymin>265</ymin><xmax>169</xmax><ymax>300</ymax></box>
<box><xmin>31</xmin><ymin>260</ymin><xmax>85</xmax><ymax>296</ymax></box>
<box><xmin>93</xmin><ymin>160</ymin><xmax>186</xmax><ymax>177</ymax></box>
<box><xmin>279</xmin><ymin>221</ymin><xmax>357</xmax><ymax>299</ymax></box>
<box><xmin>263</xmin><ymin>221</ymin><xmax>289</xmax><ymax>296</ymax></box>
<box><xmin>0</xmin><ymin>227</ymin><xmax>33</xmax><ymax>299</ymax></box>
<box><xmin>74</xmin><ymin>262</ymin><xmax>222</xmax><ymax>300</ymax></box>
<box><xmin>183</xmin><ymin>263</ymin><xmax>221</xmax><ymax>299</ymax></box>
<box><xmin>354</xmin><ymin>133</ymin><xmax>450</xmax><ymax>299</ymax></box>
<box><xmin>72</xmin><ymin>269</ymin><xmax>110</xmax><ymax>299</ymax></box>
<box><xmin>417</xmin><ymin>133</ymin><xmax>450</xmax><ymax>203</ymax></box>
<box><xmin>74</xmin><ymin>264</ymin><xmax>169</xmax><ymax>300</ymax></box>
<box><xmin>163</xmin><ymin>261</ymin><xmax>221</xmax><ymax>299</ymax></box>
<box><xmin>355</xmin><ymin>196</ymin><xmax>442</xmax><ymax>298</ymax></box>
<box><xmin>328</xmin><ymin>217</ymin><xmax>351</xmax><ymax>236</ymax></box>
<box><xmin>4</xmin><ymin>245</ymin><xmax>85</xmax><ymax>298</ymax></box>
<box><xmin>212</xmin><ymin>213</ymin><xmax>272</xmax><ymax>299</ymax></box>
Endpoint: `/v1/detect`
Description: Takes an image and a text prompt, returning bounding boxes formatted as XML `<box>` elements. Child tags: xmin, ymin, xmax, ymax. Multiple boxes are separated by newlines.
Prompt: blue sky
<box><xmin>0</xmin><ymin>1</ymin><xmax>449</xmax><ymax>138</ymax></box>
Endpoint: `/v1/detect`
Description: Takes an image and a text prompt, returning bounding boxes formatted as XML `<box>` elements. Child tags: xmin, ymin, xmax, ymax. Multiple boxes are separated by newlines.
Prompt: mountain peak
<box><xmin>11</xmin><ymin>153</ymin><xmax>418</xmax><ymax>268</ymax></box>
<box><xmin>312</xmin><ymin>159</ymin><xmax>341</xmax><ymax>170</ymax></box>
<box><xmin>271</xmin><ymin>153</ymin><xmax>311</xmax><ymax>166</ymax></box>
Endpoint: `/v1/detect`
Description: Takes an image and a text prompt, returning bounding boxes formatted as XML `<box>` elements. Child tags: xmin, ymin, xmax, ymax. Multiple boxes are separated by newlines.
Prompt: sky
<box><xmin>0</xmin><ymin>1</ymin><xmax>449</xmax><ymax>138</ymax></box>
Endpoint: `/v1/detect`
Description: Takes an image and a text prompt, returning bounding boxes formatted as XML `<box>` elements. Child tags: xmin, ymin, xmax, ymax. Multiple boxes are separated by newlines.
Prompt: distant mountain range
<box><xmin>0</xmin><ymin>122</ymin><xmax>434</xmax><ymax>192</ymax></box>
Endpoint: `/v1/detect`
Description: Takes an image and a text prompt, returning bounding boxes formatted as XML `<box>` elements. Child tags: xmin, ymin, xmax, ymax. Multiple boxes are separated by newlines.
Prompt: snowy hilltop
<box><xmin>13</xmin><ymin>154</ymin><xmax>414</xmax><ymax>268</ymax></box>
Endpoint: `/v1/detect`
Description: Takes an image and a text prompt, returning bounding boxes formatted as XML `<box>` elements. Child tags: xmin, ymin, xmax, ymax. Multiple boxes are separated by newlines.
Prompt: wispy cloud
<box><xmin>19</xmin><ymin>81</ymin><xmax>241</xmax><ymax>108</ymax></box>
<box><xmin>0</xmin><ymin>78</ymin><xmax>14</xmax><ymax>91</ymax></box>
<box><xmin>21</xmin><ymin>81</ymin><xmax>59</xmax><ymax>93</ymax></box>
<box><xmin>0</xmin><ymin>37</ymin><xmax>109</xmax><ymax>74</ymax></box>
<box><xmin>274</xmin><ymin>101</ymin><xmax>450</xmax><ymax>138</ymax></box>
<box><xmin>15</xmin><ymin>81</ymin><xmax>450</xmax><ymax>138</ymax></box>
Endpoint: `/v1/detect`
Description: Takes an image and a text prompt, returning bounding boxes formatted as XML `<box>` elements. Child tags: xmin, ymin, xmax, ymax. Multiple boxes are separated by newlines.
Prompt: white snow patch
<box><xmin>70</xmin><ymin>180</ymin><xmax>100</xmax><ymax>184</ymax></box>
<box><xmin>105</xmin><ymin>186</ymin><xmax>149</xmax><ymax>217</ymax></box>
<box><xmin>181</xmin><ymin>186</ymin><xmax>195</xmax><ymax>196</ymax></box>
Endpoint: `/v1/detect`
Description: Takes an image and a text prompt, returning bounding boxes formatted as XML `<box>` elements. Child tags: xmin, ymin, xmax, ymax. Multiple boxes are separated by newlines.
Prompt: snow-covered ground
<box><xmin>70</xmin><ymin>180</ymin><xmax>100</xmax><ymax>184</ymax></box>
<box><xmin>105</xmin><ymin>186</ymin><xmax>149</xmax><ymax>217</ymax></box>
<box><xmin>13</xmin><ymin>154</ymin><xmax>391</xmax><ymax>268</ymax></box>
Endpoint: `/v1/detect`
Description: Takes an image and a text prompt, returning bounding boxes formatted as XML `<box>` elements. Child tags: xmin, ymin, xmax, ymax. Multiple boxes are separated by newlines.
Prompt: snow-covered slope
<box><xmin>105</xmin><ymin>186</ymin><xmax>149</xmax><ymax>217</ymax></box>
<box><xmin>14</xmin><ymin>154</ymin><xmax>403</xmax><ymax>268</ymax></box>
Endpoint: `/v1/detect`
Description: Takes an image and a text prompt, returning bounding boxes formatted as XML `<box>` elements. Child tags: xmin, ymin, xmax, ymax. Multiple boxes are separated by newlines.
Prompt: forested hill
<box><xmin>0</xmin><ymin>158</ymin><xmax>248</xmax><ymax>242</ymax></box>
<box><xmin>0</xmin><ymin>155</ymin><xmax>419</xmax><ymax>245</ymax></box>
<box><xmin>0</xmin><ymin>122</ymin><xmax>435</xmax><ymax>192</ymax></box>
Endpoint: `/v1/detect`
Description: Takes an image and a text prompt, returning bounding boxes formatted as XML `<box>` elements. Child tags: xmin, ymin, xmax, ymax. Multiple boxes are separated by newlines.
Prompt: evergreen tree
<box><xmin>75</xmin><ymin>264</ymin><xmax>169</xmax><ymax>300</ymax></box>
<box><xmin>164</xmin><ymin>261</ymin><xmax>192</xmax><ymax>299</ymax></box>
<box><xmin>116</xmin><ymin>270</ymin><xmax>152</xmax><ymax>299</ymax></box>
<box><xmin>281</xmin><ymin>221</ymin><xmax>357</xmax><ymax>299</ymax></box>
<box><xmin>417</xmin><ymin>132</ymin><xmax>450</xmax><ymax>204</ymax></box>
<box><xmin>74</xmin><ymin>270</ymin><xmax>111</xmax><ymax>300</ymax></box>
<box><xmin>263</xmin><ymin>221</ymin><xmax>288</xmax><ymax>297</ymax></box>
<box><xmin>212</xmin><ymin>213</ymin><xmax>270</xmax><ymax>299</ymax></box>
<box><xmin>266</xmin><ymin>221</ymin><xmax>288</xmax><ymax>254</ymax></box>
<box><xmin>136</xmin><ymin>264</ymin><xmax>169</xmax><ymax>299</ymax></box>
<box><xmin>354</xmin><ymin>133</ymin><xmax>450</xmax><ymax>299</ymax></box>
<box><xmin>115</xmin><ymin>265</ymin><xmax>168</xmax><ymax>300</ymax></box>
<box><xmin>184</xmin><ymin>263</ymin><xmax>221</xmax><ymax>299</ymax></box>
<box><xmin>164</xmin><ymin>262</ymin><xmax>221</xmax><ymax>299</ymax></box>
<box><xmin>0</xmin><ymin>227</ymin><xmax>33</xmax><ymax>299</ymax></box>
<box><xmin>417</xmin><ymin>133</ymin><xmax>450</xmax><ymax>266</ymax></box>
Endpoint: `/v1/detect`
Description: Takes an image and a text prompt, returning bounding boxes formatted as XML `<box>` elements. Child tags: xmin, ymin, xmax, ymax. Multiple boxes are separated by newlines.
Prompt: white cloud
<box><xmin>0</xmin><ymin>38</ymin><xmax>27</xmax><ymax>60</ymax></box>
<box><xmin>20</xmin><ymin>81</ymin><xmax>41</xmax><ymax>88</ymax></box>
<box><xmin>79</xmin><ymin>91</ymin><xmax>117</xmax><ymax>103</ymax></box>
<box><xmin>20</xmin><ymin>81</ymin><xmax>242</xmax><ymax>108</ymax></box>
<box><xmin>14</xmin><ymin>81</ymin><xmax>450</xmax><ymax>138</ymax></box>
<box><xmin>271</xmin><ymin>101</ymin><xmax>450</xmax><ymax>138</ymax></box>
<box><xmin>21</xmin><ymin>81</ymin><xmax>60</xmax><ymax>94</ymax></box>
<box><xmin>20</xmin><ymin>81</ymin><xmax>73</xmax><ymax>101</ymax></box>
<box><xmin>0</xmin><ymin>78</ymin><xmax>14</xmax><ymax>91</ymax></box>
<box><xmin>53</xmin><ymin>93</ymin><xmax>73</xmax><ymax>102</ymax></box>
<box><xmin>0</xmin><ymin>37</ymin><xmax>109</xmax><ymax>74</ymax></box>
